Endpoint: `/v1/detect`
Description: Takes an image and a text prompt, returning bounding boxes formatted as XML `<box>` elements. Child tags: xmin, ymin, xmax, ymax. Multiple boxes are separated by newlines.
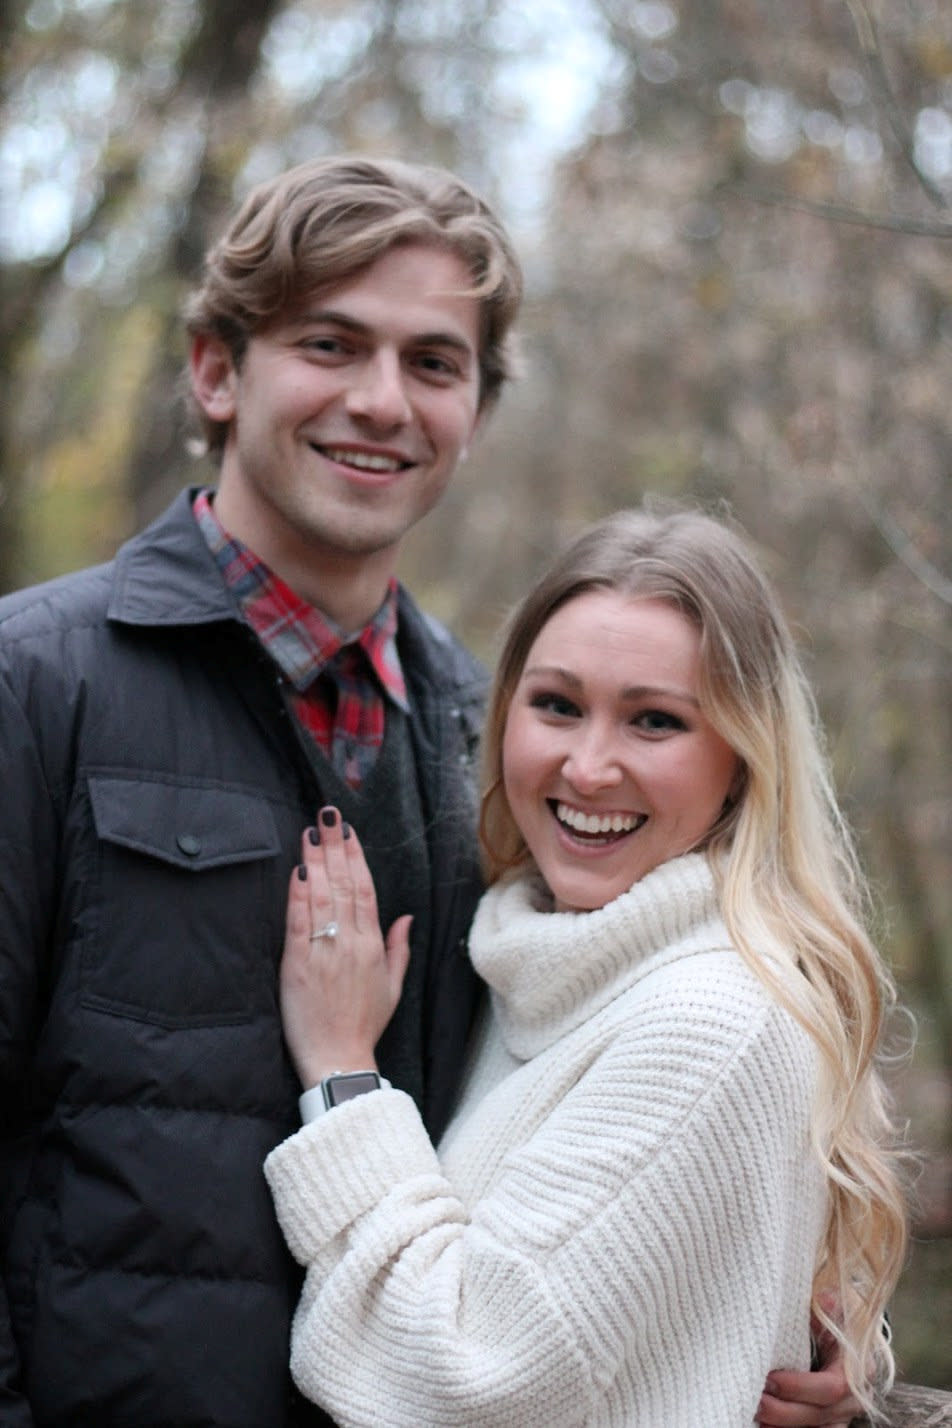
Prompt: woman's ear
<box><xmin>189</xmin><ymin>334</ymin><xmax>238</xmax><ymax>422</ymax></box>
<box><xmin>726</xmin><ymin>763</ymin><xmax>748</xmax><ymax>808</ymax></box>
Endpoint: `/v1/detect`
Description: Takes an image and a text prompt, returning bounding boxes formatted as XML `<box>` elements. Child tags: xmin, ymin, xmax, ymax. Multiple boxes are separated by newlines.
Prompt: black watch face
<box><xmin>324</xmin><ymin>1072</ymin><xmax>381</xmax><ymax>1108</ymax></box>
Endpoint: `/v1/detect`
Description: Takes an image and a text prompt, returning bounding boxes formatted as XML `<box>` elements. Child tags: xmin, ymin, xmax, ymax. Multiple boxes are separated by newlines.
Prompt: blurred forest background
<box><xmin>2</xmin><ymin>0</ymin><xmax>950</xmax><ymax>1389</ymax></box>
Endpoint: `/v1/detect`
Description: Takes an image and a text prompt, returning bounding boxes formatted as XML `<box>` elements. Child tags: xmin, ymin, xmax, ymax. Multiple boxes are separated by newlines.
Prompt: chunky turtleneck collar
<box><xmin>467</xmin><ymin>852</ymin><xmax>730</xmax><ymax>1060</ymax></box>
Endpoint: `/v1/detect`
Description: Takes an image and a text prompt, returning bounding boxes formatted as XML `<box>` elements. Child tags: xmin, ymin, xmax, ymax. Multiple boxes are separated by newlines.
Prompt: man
<box><xmin>0</xmin><ymin>156</ymin><xmax>857</xmax><ymax>1426</ymax></box>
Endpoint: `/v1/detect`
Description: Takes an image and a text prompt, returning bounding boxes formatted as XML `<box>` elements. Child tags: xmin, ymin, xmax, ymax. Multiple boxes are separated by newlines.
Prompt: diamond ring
<box><xmin>309</xmin><ymin>922</ymin><xmax>339</xmax><ymax>942</ymax></box>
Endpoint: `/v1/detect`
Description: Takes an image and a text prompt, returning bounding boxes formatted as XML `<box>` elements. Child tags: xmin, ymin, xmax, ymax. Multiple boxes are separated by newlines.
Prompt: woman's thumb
<box><xmin>385</xmin><ymin>914</ymin><xmax>413</xmax><ymax>991</ymax></box>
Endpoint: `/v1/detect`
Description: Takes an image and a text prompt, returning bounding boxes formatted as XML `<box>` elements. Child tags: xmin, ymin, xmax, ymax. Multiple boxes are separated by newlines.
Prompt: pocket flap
<box><xmin>88</xmin><ymin>774</ymin><xmax>281</xmax><ymax>870</ymax></box>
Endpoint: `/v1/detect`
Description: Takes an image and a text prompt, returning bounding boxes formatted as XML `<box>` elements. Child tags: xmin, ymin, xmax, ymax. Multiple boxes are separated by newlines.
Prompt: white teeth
<box><xmin>321</xmin><ymin>448</ymin><xmax>405</xmax><ymax>472</ymax></box>
<box><xmin>555</xmin><ymin>803</ymin><xmax>644</xmax><ymax>836</ymax></box>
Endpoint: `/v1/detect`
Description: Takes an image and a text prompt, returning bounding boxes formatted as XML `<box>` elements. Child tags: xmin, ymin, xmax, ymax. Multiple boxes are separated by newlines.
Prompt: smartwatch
<box><xmin>299</xmin><ymin>1070</ymin><xmax>391</xmax><ymax>1124</ymax></box>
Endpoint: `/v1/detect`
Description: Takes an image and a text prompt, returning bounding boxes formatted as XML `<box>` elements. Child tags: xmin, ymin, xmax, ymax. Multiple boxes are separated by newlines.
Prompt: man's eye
<box><xmin>302</xmin><ymin>336</ymin><xmax>347</xmax><ymax>355</ymax></box>
<box><xmin>530</xmin><ymin>692</ymin><xmax>580</xmax><ymax>718</ymax></box>
<box><xmin>633</xmin><ymin>710</ymin><xmax>685</xmax><ymax>733</ymax></box>
<box><xmin>414</xmin><ymin>353</ymin><xmax>458</xmax><ymax>377</ymax></box>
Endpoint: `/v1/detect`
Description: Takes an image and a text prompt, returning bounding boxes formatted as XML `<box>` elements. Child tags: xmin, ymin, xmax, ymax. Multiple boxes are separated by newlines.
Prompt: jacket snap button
<box><xmin>177</xmin><ymin>833</ymin><xmax>202</xmax><ymax>857</ymax></box>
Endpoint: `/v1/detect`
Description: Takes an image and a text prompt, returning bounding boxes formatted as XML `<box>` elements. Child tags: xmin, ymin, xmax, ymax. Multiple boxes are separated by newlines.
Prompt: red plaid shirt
<box><xmin>194</xmin><ymin>490</ymin><xmax>409</xmax><ymax>790</ymax></box>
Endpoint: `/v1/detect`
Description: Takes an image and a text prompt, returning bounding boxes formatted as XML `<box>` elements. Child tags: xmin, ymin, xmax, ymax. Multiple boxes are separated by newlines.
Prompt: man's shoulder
<box><xmin>0</xmin><ymin>559</ymin><xmax>114</xmax><ymax>645</ymax></box>
<box><xmin>0</xmin><ymin>488</ymin><xmax>229</xmax><ymax>652</ymax></box>
<box><xmin>396</xmin><ymin>586</ymin><xmax>488</xmax><ymax>699</ymax></box>
<box><xmin>0</xmin><ymin>494</ymin><xmax>191</xmax><ymax>642</ymax></box>
<box><xmin>418</xmin><ymin>610</ymin><xmax>487</xmax><ymax>686</ymax></box>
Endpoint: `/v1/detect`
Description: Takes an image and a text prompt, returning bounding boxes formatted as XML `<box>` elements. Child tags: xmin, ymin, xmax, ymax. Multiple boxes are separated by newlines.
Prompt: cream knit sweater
<box><xmin>265</xmin><ymin>853</ymin><xmax>826</xmax><ymax>1427</ymax></box>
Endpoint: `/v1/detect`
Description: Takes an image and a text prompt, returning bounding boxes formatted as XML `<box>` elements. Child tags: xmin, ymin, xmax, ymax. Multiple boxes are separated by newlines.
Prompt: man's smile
<box><xmin>311</xmin><ymin>443</ymin><xmax>414</xmax><ymax>474</ymax></box>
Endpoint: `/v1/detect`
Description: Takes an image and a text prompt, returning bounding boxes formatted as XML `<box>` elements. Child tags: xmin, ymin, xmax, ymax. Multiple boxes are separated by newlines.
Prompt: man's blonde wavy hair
<box><xmin>480</xmin><ymin>503</ymin><xmax>908</xmax><ymax>1418</ymax></box>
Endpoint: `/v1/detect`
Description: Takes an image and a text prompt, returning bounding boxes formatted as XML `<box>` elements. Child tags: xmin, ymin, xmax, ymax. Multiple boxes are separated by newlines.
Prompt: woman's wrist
<box><xmin>298</xmin><ymin>1069</ymin><xmax>391</xmax><ymax>1125</ymax></box>
<box><xmin>297</xmin><ymin>1049</ymin><xmax>379</xmax><ymax>1091</ymax></box>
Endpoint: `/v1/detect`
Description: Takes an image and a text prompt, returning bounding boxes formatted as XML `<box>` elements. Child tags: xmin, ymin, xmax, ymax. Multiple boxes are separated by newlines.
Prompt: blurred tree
<box><xmin>1</xmin><ymin>0</ymin><xmax>256</xmax><ymax>582</ymax></box>
<box><xmin>123</xmin><ymin>0</ymin><xmax>286</xmax><ymax>525</ymax></box>
<box><xmin>1</xmin><ymin>0</ymin><xmax>951</xmax><ymax>1385</ymax></box>
<box><xmin>1</xmin><ymin>0</ymin><xmax>531</xmax><ymax>574</ymax></box>
<box><xmin>519</xmin><ymin>0</ymin><xmax>952</xmax><ymax>1191</ymax></box>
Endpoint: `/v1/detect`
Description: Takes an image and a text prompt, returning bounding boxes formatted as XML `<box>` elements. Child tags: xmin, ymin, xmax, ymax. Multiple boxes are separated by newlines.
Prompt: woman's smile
<box><xmin>502</xmin><ymin>591</ymin><xmax>738</xmax><ymax>912</ymax></box>
<box><xmin>550</xmin><ymin>799</ymin><xmax>648</xmax><ymax>844</ymax></box>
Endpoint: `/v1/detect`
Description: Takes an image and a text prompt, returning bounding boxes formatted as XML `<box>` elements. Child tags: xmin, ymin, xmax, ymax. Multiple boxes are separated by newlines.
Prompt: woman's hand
<box><xmin>280</xmin><ymin>806</ymin><xmax>412</xmax><ymax>1090</ymax></box>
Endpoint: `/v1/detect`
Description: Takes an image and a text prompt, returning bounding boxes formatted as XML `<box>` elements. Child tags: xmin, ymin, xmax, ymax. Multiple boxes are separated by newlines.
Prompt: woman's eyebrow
<box><xmin>522</xmin><ymin>664</ymin><xmax>699</xmax><ymax>707</ymax></box>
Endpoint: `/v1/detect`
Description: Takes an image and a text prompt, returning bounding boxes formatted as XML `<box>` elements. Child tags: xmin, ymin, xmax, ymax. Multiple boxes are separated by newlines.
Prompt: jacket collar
<box><xmin>108</xmin><ymin>487</ymin><xmax>487</xmax><ymax>711</ymax></box>
<box><xmin>395</xmin><ymin>585</ymin><xmax>481</xmax><ymax>700</ymax></box>
<box><xmin>108</xmin><ymin>487</ymin><xmax>240</xmax><ymax>627</ymax></box>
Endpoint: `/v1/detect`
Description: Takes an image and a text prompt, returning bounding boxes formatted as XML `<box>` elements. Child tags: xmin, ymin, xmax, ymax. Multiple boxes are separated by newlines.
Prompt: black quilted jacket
<box><xmin>0</xmin><ymin>489</ymin><xmax>486</xmax><ymax>1427</ymax></box>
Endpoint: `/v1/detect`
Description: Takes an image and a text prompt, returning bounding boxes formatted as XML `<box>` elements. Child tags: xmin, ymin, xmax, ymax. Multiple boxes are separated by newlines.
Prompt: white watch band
<box><xmin>298</xmin><ymin>1073</ymin><xmax>391</xmax><ymax>1125</ymax></box>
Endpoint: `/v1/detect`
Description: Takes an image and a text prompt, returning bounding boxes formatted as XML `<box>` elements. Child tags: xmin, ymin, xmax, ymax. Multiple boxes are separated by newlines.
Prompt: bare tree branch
<box><xmin>852</xmin><ymin>481</ymin><xmax>952</xmax><ymax>607</ymax></box>
<box><xmin>843</xmin><ymin>0</ymin><xmax>950</xmax><ymax>211</ymax></box>
<box><xmin>887</xmin><ymin>610</ymin><xmax>952</xmax><ymax>659</ymax></box>
<box><xmin>717</xmin><ymin>181</ymin><xmax>952</xmax><ymax>238</ymax></box>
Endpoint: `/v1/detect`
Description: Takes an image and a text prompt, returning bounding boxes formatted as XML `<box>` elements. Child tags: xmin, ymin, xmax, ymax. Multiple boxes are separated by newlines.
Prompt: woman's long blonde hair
<box><xmin>480</xmin><ymin>504</ymin><xmax>908</xmax><ymax>1415</ymax></box>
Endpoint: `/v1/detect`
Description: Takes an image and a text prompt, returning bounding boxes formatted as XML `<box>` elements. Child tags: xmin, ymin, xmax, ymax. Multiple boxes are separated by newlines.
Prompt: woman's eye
<box><xmin>633</xmin><ymin>709</ymin><xmax>686</xmax><ymax>734</ymax></box>
<box><xmin>530</xmin><ymin>692</ymin><xmax>580</xmax><ymax>718</ymax></box>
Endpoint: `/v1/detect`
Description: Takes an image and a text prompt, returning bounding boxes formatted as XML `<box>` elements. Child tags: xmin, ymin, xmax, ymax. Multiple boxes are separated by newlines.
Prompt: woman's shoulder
<box><xmin>604</xmin><ymin>938</ymin><xmax>816</xmax><ymax>1086</ymax></box>
<box><xmin>636</xmin><ymin>937</ymin><xmax>764</xmax><ymax>1000</ymax></box>
<box><xmin>523</xmin><ymin>941</ymin><xmax>820</xmax><ymax>1201</ymax></box>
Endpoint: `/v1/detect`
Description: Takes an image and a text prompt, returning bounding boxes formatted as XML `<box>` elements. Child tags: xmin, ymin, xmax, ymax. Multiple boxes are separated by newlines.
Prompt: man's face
<box><xmin>192</xmin><ymin>242</ymin><xmax>483</xmax><ymax>592</ymax></box>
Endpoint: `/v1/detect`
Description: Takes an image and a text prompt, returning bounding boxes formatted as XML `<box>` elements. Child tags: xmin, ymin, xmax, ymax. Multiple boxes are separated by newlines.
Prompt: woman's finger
<box><xmin>300</xmin><ymin>825</ymin><xmax>335</xmax><ymax>936</ymax></box>
<box><xmin>384</xmin><ymin>914</ymin><xmax>413</xmax><ymax>999</ymax></box>
<box><xmin>316</xmin><ymin>806</ymin><xmax>356</xmax><ymax>921</ymax></box>
<box><xmin>341</xmin><ymin>818</ymin><xmax>381</xmax><ymax>933</ymax></box>
<box><xmin>284</xmin><ymin>861</ymin><xmax>311</xmax><ymax>955</ymax></box>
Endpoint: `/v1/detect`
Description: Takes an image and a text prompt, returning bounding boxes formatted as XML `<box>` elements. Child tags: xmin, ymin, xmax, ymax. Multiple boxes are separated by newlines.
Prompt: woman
<box><xmin>265</xmin><ymin>506</ymin><xmax>906</xmax><ymax>1427</ymax></box>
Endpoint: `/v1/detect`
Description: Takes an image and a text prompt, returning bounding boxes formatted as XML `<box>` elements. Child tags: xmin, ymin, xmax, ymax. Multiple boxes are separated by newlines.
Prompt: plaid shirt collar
<box><xmin>193</xmin><ymin>488</ymin><xmax>409</xmax><ymax>712</ymax></box>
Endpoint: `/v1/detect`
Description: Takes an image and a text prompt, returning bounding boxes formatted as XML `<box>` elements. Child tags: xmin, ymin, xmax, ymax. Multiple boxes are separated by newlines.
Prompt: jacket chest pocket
<box><xmin>82</xmin><ymin>774</ymin><xmax>283</xmax><ymax>1027</ymax></box>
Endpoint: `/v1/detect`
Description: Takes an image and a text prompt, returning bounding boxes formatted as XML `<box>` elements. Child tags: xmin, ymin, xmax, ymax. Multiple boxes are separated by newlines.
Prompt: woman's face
<box><xmin>501</xmin><ymin>591</ymin><xmax>739</xmax><ymax>913</ymax></box>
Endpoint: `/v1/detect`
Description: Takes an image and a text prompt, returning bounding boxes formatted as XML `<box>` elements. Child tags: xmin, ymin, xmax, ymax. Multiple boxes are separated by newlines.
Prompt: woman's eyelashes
<box><xmin>527</xmin><ymin>689</ymin><xmax>688</xmax><ymax>734</ymax></box>
<box><xmin>528</xmin><ymin>690</ymin><xmax>581</xmax><ymax>718</ymax></box>
<box><xmin>631</xmin><ymin>709</ymin><xmax>687</xmax><ymax>734</ymax></box>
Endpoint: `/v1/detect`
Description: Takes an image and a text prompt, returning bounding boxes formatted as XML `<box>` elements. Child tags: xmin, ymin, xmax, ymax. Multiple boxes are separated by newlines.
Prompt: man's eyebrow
<box><xmin>288</xmin><ymin>309</ymin><xmax>475</xmax><ymax>353</ymax></box>
<box><xmin>522</xmin><ymin>664</ymin><xmax>699</xmax><ymax>706</ymax></box>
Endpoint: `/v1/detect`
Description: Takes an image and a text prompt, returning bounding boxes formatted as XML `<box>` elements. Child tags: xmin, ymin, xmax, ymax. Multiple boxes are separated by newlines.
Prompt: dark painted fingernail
<box><xmin>342</xmin><ymin>822</ymin><xmax>352</xmax><ymax>840</ymax></box>
<box><xmin>296</xmin><ymin>864</ymin><xmax>307</xmax><ymax>881</ymax></box>
<box><xmin>307</xmin><ymin>827</ymin><xmax>320</xmax><ymax>846</ymax></box>
<box><xmin>320</xmin><ymin>807</ymin><xmax>336</xmax><ymax>827</ymax></box>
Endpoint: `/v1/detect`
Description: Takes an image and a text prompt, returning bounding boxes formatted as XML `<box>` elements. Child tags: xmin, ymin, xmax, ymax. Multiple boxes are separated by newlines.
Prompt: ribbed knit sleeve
<box><xmin>264</xmin><ymin>934</ymin><xmax>823</xmax><ymax>1428</ymax></box>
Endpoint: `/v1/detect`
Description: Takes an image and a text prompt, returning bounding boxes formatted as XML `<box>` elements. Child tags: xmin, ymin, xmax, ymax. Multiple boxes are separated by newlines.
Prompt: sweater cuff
<box><xmin>264</xmin><ymin>1088</ymin><xmax>440</xmax><ymax>1263</ymax></box>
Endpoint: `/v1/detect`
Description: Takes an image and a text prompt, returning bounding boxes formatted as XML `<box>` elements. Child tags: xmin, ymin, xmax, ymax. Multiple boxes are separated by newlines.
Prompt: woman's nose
<box><xmin>562</xmin><ymin>731</ymin><xmax>623</xmax><ymax>792</ymax></box>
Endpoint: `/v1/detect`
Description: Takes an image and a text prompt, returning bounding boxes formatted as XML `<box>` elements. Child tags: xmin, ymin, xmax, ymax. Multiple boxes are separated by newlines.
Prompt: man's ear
<box><xmin>464</xmin><ymin>401</ymin><xmax>493</xmax><ymax>459</ymax></box>
<box><xmin>190</xmin><ymin>334</ymin><xmax>238</xmax><ymax>422</ymax></box>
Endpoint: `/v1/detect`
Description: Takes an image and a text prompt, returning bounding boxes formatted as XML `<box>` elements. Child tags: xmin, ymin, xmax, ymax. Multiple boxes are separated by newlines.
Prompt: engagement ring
<box><xmin>309</xmin><ymin>922</ymin><xmax>339</xmax><ymax>941</ymax></box>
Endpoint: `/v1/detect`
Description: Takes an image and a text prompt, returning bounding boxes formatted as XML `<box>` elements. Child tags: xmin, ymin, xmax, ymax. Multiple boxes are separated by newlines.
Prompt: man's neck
<box><xmin>212</xmin><ymin>490</ymin><xmax>398</xmax><ymax>632</ymax></box>
<box><xmin>268</xmin><ymin>552</ymin><xmax>396</xmax><ymax>634</ymax></box>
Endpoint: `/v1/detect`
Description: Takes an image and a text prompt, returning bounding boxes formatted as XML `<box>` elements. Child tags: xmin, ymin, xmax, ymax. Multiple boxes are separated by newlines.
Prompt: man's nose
<box><xmin>346</xmin><ymin>351</ymin><xmax>412</xmax><ymax>428</ymax></box>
